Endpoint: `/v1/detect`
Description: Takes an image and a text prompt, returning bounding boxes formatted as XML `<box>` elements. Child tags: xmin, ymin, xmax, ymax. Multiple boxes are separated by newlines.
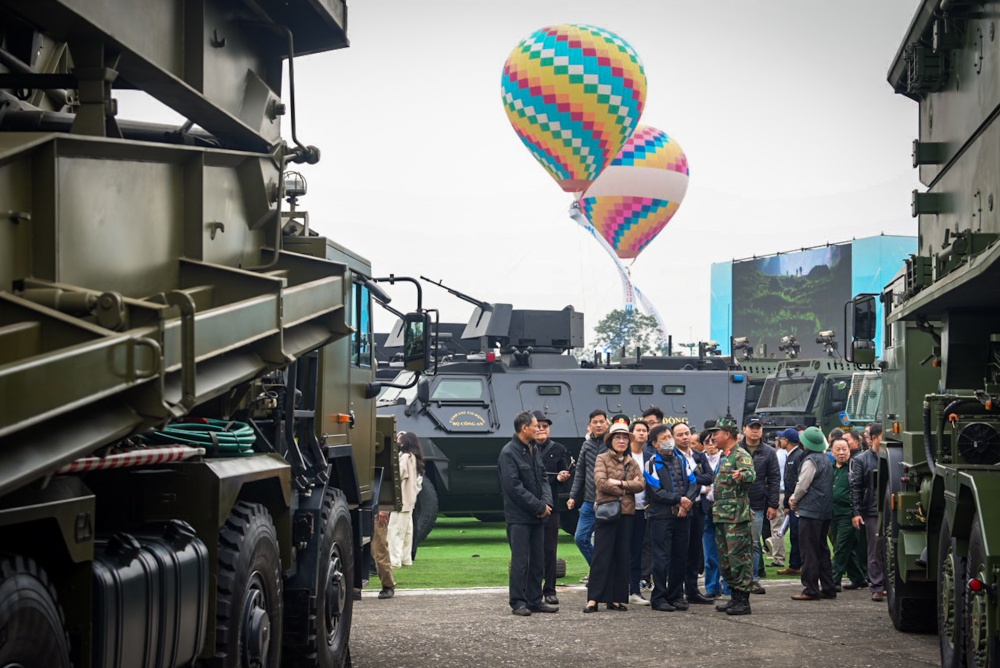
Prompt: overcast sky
<box><xmin>129</xmin><ymin>0</ymin><xmax>925</xmax><ymax>346</ymax></box>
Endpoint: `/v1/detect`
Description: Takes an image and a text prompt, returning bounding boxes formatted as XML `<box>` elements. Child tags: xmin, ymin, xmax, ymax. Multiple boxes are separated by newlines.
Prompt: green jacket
<box><xmin>832</xmin><ymin>462</ymin><xmax>853</xmax><ymax>517</ymax></box>
<box><xmin>714</xmin><ymin>445</ymin><xmax>756</xmax><ymax>523</ymax></box>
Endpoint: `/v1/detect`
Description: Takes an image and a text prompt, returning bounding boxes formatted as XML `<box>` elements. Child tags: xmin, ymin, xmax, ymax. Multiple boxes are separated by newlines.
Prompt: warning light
<box><xmin>969</xmin><ymin>578</ymin><xmax>985</xmax><ymax>593</ymax></box>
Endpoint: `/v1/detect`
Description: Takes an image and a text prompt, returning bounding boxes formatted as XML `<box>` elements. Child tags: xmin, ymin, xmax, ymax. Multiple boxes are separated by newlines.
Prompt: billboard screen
<box><xmin>731</xmin><ymin>243</ymin><xmax>852</xmax><ymax>359</ymax></box>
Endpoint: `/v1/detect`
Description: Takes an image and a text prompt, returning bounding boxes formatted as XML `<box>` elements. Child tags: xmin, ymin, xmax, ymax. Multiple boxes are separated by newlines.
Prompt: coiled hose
<box><xmin>142</xmin><ymin>418</ymin><xmax>256</xmax><ymax>457</ymax></box>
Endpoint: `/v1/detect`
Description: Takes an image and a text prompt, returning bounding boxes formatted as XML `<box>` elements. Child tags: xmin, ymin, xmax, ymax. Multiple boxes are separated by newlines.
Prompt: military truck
<box><xmin>0</xmin><ymin>2</ymin><xmax>429</xmax><ymax>667</ymax></box>
<box><xmin>377</xmin><ymin>295</ymin><xmax>748</xmax><ymax>539</ymax></box>
<box><xmin>842</xmin><ymin>2</ymin><xmax>1000</xmax><ymax>665</ymax></box>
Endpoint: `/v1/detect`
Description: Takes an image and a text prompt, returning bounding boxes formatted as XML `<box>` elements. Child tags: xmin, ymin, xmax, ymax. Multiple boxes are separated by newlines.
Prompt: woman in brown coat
<box><xmin>585</xmin><ymin>421</ymin><xmax>645</xmax><ymax>612</ymax></box>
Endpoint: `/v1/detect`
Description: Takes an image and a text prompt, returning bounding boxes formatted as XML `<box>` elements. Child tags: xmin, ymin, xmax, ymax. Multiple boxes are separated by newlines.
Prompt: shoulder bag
<box><xmin>595</xmin><ymin>459</ymin><xmax>630</xmax><ymax>524</ymax></box>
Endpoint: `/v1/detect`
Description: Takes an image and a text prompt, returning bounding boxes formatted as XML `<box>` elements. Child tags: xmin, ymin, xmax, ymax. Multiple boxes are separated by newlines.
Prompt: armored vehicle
<box><xmin>746</xmin><ymin>358</ymin><xmax>865</xmax><ymax>436</ymax></box>
<box><xmin>0</xmin><ymin>2</ymin><xmax>428</xmax><ymax>667</ymax></box>
<box><xmin>842</xmin><ymin>2</ymin><xmax>1000</xmax><ymax>664</ymax></box>
<box><xmin>378</xmin><ymin>293</ymin><xmax>748</xmax><ymax>539</ymax></box>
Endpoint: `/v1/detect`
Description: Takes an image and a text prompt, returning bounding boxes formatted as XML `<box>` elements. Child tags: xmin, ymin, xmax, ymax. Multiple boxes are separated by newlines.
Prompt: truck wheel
<box><xmin>0</xmin><ymin>555</ymin><xmax>71</xmax><ymax>668</ymax></box>
<box><xmin>938</xmin><ymin>518</ymin><xmax>965</xmax><ymax>668</ymax></box>
<box><xmin>216</xmin><ymin>501</ymin><xmax>283</xmax><ymax>668</ymax></box>
<box><xmin>285</xmin><ymin>488</ymin><xmax>354</xmax><ymax>668</ymax></box>
<box><xmin>882</xmin><ymin>491</ymin><xmax>935</xmax><ymax>632</ymax></box>
<box><xmin>556</xmin><ymin>557</ymin><xmax>567</xmax><ymax>579</ymax></box>
<box><xmin>559</xmin><ymin>508</ymin><xmax>579</xmax><ymax>536</ymax></box>
<box><xmin>966</xmin><ymin>513</ymin><xmax>1000</xmax><ymax>668</ymax></box>
<box><xmin>473</xmin><ymin>513</ymin><xmax>506</xmax><ymax>524</ymax></box>
<box><xmin>412</xmin><ymin>478</ymin><xmax>439</xmax><ymax>549</ymax></box>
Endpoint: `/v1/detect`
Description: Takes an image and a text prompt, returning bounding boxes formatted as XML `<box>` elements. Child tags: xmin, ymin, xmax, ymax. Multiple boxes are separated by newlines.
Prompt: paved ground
<box><xmin>350</xmin><ymin>579</ymin><xmax>939</xmax><ymax>668</ymax></box>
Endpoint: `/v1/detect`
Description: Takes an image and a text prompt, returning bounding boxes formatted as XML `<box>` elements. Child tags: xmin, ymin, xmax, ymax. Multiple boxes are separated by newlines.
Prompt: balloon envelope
<box><xmin>501</xmin><ymin>24</ymin><xmax>647</xmax><ymax>192</ymax></box>
<box><xmin>579</xmin><ymin>125</ymin><xmax>689</xmax><ymax>259</ymax></box>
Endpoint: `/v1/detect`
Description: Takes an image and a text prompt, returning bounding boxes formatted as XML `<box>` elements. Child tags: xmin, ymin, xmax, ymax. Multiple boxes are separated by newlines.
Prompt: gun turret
<box><xmin>420</xmin><ymin>276</ymin><xmax>493</xmax><ymax>312</ymax></box>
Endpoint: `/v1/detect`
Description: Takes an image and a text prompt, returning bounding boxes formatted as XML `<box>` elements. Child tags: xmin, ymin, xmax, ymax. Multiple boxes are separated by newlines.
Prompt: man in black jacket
<box><xmin>499</xmin><ymin>411</ymin><xmax>556</xmax><ymax>615</ymax></box>
<box><xmin>672</xmin><ymin>422</ymin><xmax>715</xmax><ymax>604</ymax></box>
<box><xmin>645</xmin><ymin>424</ymin><xmax>698</xmax><ymax>612</ymax></box>
<box><xmin>567</xmin><ymin>410</ymin><xmax>609</xmax><ymax>567</ymax></box>
<box><xmin>776</xmin><ymin>428</ymin><xmax>804</xmax><ymax>576</ymax></box>
<box><xmin>533</xmin><ymin>410</ymin><xmax>570</xmax><ymax>605</ymax></box>
<box><xmin>742</xmin><ymin>415</ymin><xmax>780</xmax><ymax>593</ymax></box>
<box><xmin>851</xmin><ymin>421</ymin><xmax>885</xmax><ymax>601</ymax></box>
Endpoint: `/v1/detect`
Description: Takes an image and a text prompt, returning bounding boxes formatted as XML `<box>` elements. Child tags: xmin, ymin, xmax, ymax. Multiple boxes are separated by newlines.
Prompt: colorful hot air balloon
<box><xmin>579</xmin><ymin>125</ymin><xmax>689</xmax><ymax>259</ymax></box>
<box><xmin>501</xmin><ymin>24</ymin><xmax>647</xmax><ymax>193</ymax></box>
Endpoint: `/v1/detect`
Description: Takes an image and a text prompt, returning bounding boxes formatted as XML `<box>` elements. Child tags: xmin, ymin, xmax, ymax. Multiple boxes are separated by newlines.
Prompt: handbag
<box><xmin>595</xmin><ymin>458</ymin><xmax>629</xmax><ymax>524</ymax></box>
<box><xmin>595</xmin><ymin>499</ymin><xmax>622</xmax><ymax>524</ymax></box>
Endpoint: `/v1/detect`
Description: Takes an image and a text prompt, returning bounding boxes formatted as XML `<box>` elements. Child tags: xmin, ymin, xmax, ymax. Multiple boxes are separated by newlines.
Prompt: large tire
<box><xmin>0</xmin><ymin>555</ymin><xmax>71</xmax><ymax>668</ymax></box>
<box><xmin>938</xmin><ymin>518</ymin><xmax>965</xmax><ymax>668</ymax></box>
<box><xmin>556</xmin><ymin>557</ymin><xmax>567</xmax><ymax>579</ymax></box>
<box><xmin>882</xmin><ymin>491</ymin><xmax>935</xmax><ymax>632</ymax></box>
<box><xmin>216</xmin><ymin>501</ymin><xmax>284</xmax><ymax>668</ymax></box>
<box><xmin>965</xmin><ymin>513</ymin><xmax>1000</xmax><ymax>668</ymax></box>
<box><xmin>412</xmin><ymin>477</ymin><xmax>439</xmax><ymax>549</ymax></box>
<box><xmin>473</xmin><ymin>513</ymin><xmax>506</xmax><ymax>524</ymax></box>
<box><xmin>285</xmin><ymin>488</ymin><xmax>354</xmax><ymax>668</ymax></box>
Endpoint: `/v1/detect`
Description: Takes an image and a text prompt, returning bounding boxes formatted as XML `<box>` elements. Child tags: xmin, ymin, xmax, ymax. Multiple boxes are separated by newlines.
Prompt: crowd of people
<box><xmin>498</xmin><ymin>407</ymin><xmax>886</xmax><ymax>616</ymax></box>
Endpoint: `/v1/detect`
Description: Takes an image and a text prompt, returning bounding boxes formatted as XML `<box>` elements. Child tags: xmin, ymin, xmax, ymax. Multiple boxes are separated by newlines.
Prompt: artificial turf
<box><xmin>390</xmin><ymin>516</ymin><xmax>800</xmax><ymax>590</ymax></box>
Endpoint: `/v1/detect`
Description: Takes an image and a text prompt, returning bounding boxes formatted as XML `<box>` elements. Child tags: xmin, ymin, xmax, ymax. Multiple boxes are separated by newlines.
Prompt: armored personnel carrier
<box><xmin>0</xmin><ymin>2</ymin><xmax>429</xmax><ymax>667</ymax></box>
<box><xmin>377</xmin><ymin>288</ymin><xmax>748</xmax><ymax>539</ymax></box>
<box><xmin>842</xmin><ymin>2</ymin><xmax>1000</xmax><ymax>664</ymax></box>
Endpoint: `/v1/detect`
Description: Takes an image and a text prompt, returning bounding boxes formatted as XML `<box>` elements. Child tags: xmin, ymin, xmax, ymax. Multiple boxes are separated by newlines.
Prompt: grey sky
<box><xmin>127</xmin><ymin>1</ymin><xmax>924</xmax><ymax>345</ymax></box>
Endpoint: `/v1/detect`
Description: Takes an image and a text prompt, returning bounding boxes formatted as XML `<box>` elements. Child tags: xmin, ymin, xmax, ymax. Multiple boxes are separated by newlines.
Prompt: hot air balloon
<box><xmin>501</xmin><ymin>24</ymin><xmax>647</xmax><ymax>193</ymax></box>
<box><xmin>578</xmin><ymin>125</ymin><xmax>689</xmax><ymax>260</ymax></box>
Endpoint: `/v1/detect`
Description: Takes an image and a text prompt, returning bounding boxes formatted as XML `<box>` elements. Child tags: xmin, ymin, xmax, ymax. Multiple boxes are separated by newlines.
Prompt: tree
<box><xmin>588</xmin><ymin>309</ymin><xmax>663</xmax><ymax>362</ymax></box>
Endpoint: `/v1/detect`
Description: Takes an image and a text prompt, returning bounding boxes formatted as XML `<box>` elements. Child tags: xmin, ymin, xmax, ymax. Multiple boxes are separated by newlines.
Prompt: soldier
<box><xmin>707</xmin><ymin>416</ymin><xmax>757</xmax><ymax>615</ymax></box>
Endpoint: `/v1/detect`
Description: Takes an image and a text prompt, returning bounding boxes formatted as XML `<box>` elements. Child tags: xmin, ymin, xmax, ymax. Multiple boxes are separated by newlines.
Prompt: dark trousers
<box><xmin>830</xmin><ymin>514</ymin><xmax>866</xmax><ymax>585</ymax></box>
<box><xmin>788</xmin><ymin>511</ymin><xmax>802</xmax><ymax>570</ymax></box>
<box><xmin>798</xmin><ymin>516</ymin><xmax>835</xmax><ymax>597</ymax></box>
<box><xmin>507</xmin><ymin>522</ymin><xmax>544</xmax><ymax>610</ymax></box>
<box><xmin>684</xmin><ymin>504</ymin><xmax>706</xmax><ymax>597</ymax></box>
<box><xmin>649</xmin><ymin>515</ymin><xmax>689</xmax><ymax>607</ymax></box>
<box><xmin>542</xmin><ymin>511</ymin><xmax>560</xmax><ymax>595</ymax></box>
<box><xmin>629</xmin><ymin>509</ymin><xmax>647</xmax><ymax>595</ymax></box>
<box><xmin>587</xmin><ymin>514</ymin><xmax>633</xmax><ymax>604</ymax></box>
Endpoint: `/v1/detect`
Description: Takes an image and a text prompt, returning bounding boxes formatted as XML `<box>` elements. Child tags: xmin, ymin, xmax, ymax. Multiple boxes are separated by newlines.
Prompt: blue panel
<box><xmin>851</xmin><ymin>235</ymin><xmax>917</xmax><ymax>354</ymax></box>
<box><xmin>710</xmin><ymin>262</ymin><xmax>733</xmax><ymax>355</ymax></box>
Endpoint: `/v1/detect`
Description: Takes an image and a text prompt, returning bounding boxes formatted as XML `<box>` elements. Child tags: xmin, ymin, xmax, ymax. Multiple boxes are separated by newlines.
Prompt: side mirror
<box><xmin>403</xmin><ymin>311</ymin><xmax>432</xmax><ymax>372</ymax></box>
<box><xmin>852</xmin><ymin>294</ymin><xmax>877</xmax><ymax>341</ymax></box>
<box><xmin>851</xmin><ymin>339</ymin><xmax>876</xmax><ymax>365</ymax></box>
<box><xmin>845</xmin><ymin>293</ymin><xmax>878</xmax><ymax>364</ymax></box>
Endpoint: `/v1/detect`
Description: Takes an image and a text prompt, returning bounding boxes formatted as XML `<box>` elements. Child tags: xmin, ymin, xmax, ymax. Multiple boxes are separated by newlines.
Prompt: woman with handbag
<box><xmin>584</xmin><ymin>419</ymin><xmax>645</xmax><ymax>612</ymax></box>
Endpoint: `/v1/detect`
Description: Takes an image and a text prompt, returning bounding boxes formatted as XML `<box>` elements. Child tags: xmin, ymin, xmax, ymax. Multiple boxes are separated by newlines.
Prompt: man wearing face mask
<box><xmin>644</xmin><ymin>424</ymin><xmax>698</xmax><ymax>611</ymax></box>
<box><xmin>671</xmin><ymin>422</ymin><xmax>715</xmax><ymax>604</ymax></box>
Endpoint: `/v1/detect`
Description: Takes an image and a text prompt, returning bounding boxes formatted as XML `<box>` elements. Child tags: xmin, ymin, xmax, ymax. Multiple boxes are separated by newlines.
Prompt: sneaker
<box><xmin>639</xmin><ymin>579</ymin><xmax>651</xmax><ymax>590</ymax></box>
<box><xmin>843</xmin><ymin>581</ymin><xmax>866</xmax><ymax>590</ymax></box>
<box><xmin>871</xmin><ymin>591</ymin><xmax>886</xmax><ymax>602</ymax></box>
<box><xmin>764</xmin><ymin>537</ymin><xmax>773</xmax><ymax>555</ymax></box>
<box><xmin>580</xmin><ymin>575</ymin><xmax>589</xmax><ymax>584</ymax></box>
<box><xmin>629</xmin><ymin>593</ymin><xmax>651</xmax><ymax>606</ymax></box>
<box><xmin>378</xmin><ymin>588</ymin><xmax>394</xmax><ymax>599</ymax></box>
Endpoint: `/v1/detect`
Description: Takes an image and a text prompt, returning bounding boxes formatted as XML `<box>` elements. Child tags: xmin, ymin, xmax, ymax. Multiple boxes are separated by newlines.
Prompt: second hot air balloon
<box><xmin>501</xmin><ymin>24</ymin><xmax>647</xmax><ymax>193</ymax></box>
<box><xmin>579</xmin><ymin>125</ymin><xmax>689</xmax><ymax>260</ymax></box>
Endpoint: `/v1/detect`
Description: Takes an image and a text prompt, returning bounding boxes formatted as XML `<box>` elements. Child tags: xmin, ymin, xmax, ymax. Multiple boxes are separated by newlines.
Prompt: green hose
<box><xmin>143</xmin><ymin>419</ymin><xmax>256</xmax><ymax>457</ymax></box>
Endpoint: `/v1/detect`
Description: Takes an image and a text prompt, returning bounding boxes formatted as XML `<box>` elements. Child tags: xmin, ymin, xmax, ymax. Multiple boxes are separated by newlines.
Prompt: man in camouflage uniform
<box><xmin>707</xmin><ymin>416</ymin><xmax>757</xmax><ymax>615</ymax></box>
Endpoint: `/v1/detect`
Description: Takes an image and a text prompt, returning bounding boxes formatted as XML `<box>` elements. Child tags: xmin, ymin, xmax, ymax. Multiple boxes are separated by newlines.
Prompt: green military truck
<box><xmin>845</xmin><ymin>2</ymin><xmax>1000</xmax><ymax>665</ymax></box>
<box><xmin>0</xmin><ymin>2</ymin><xmax>426</xmax><ymax>667</ymax></box>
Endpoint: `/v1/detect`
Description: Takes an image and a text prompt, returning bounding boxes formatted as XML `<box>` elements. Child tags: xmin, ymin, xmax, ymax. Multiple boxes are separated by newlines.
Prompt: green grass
<box><xmin>391</xmin><ymin>517</ymin><xmax>802</xmax><ymax>590</ymax></box>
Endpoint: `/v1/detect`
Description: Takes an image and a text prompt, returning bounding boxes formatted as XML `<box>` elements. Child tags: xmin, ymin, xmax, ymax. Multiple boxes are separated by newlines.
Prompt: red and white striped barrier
<box><xmin>56</xmin><ymin>446</ymin><xmax>206</xmax><ymax>474</ymax></box>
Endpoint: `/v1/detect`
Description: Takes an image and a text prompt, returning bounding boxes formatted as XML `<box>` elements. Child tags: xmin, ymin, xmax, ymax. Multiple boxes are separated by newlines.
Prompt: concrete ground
<box><xmin>349</xmin><ymin>579</ymin><xmax>939</xmax><ymax>668</ymax></box>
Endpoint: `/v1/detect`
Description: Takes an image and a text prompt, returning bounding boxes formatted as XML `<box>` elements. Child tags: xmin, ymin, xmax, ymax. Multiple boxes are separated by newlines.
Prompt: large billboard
<box><xmin>731</xmin><ymin>243</ymin><xmax>852</xmax><ymax>359</ymax></box>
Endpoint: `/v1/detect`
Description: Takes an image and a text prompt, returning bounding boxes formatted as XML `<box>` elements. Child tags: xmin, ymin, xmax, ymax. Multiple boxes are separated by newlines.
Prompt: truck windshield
<box><xmin>377</xmin><ymin>371</ymin><xmax>417</xmax><ymax>406</ymax></box>
<box><xmin>756</xmin><ymin>376</ymin><xmax>816</xmax><ymax>412</ymax></box>
<box><xmin>845</xmin><ymin>371</ymin><xmax>882</xmax><ymax>423</ymax></box>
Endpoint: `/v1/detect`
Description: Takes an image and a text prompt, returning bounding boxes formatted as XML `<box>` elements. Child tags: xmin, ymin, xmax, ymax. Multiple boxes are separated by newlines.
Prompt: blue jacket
<box><xmin>644</xmin><ymin>450</ymin><xmax>698</xmax><ymax>520</ymax></box>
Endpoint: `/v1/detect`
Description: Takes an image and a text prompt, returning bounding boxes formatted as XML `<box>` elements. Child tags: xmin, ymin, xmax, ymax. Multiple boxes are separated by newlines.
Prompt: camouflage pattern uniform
<box><xmin>714</xmin><ymin>444</ymin><xmax>757</xmax><ymax>593</ymax></box>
